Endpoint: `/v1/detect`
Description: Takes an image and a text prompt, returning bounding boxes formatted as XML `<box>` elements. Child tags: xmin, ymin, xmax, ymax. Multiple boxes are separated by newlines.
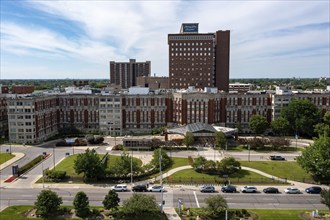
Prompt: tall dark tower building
<box><xmin>168</xmin><ymin>23</ymin><xmax>230</xmax><ymax>91</ymax></box>
<box><xmin>110</xmin><ymin>59</ymin><xmax>151</xmax><ymax>89</ymax></box>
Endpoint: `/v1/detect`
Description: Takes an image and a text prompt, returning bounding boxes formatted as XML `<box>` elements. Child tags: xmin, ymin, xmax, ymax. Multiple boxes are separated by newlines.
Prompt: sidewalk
<box><xmin>0</xmin><ymin>152</ymin><xmax>25</xmax><ymax>170</ymax></box>
<box><xmin>163</xmin><ymin>207</ymin><xmax>181</xmax><ymax>220</ymax></box>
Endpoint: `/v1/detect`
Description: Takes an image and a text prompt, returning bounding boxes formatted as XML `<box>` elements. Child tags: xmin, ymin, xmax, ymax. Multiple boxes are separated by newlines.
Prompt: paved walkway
<box><xmin>0</xmin><ymin>152</ymin><xmax>25</xmax><ymax>171</ymax></box>
<box><xmin>163</xmin><ymin>207</ymin><xmax>181</xmax><ymax>220</ymax></box>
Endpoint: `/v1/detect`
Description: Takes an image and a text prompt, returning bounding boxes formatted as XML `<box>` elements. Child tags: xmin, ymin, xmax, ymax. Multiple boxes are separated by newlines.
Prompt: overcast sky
<box><xmin>1</xmin><ymin>0</ymin><xmax>329</xmax><ymax>80</ymax></box>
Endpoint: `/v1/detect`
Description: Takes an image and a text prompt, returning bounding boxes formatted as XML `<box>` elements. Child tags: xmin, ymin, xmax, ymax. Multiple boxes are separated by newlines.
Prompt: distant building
<box><xmin>168</xmin><ymin>23</ymin><xmax>230</xmax><ymax>91</ymax></box>
<box><xmin>73</xmin><ymin>80</ymin><xmax>89</xmax><ymax>87</ymax></box>
<box><xmin>229</xmin><ymin>83</ymin><xmax>254</xmax><ymax>93</ymax></box>
<box><xmin>110</xmin><ymin>59</ymin><xmax>151</xmax><ymax>89</ymax></box>
<box><xmin>12</xmin><ymin>85</ymin><xmax>34</xmax><ymax>94</ymax></box>
<box><xmin>0</xmin><ymin>85</ymin><xmax>9</xmax><ymax>94</ymax></box>
<box><xmin>136</xmin><ymin>76</ymin><xmax>169</xmax><ymax>89</ymax></box>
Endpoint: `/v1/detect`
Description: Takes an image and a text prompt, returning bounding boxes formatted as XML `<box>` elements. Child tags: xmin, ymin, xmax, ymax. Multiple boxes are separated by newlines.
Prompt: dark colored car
<box><xmin>132</xmin><ymin>184</ymin><xmax>147</xmax><ymax>192</ymax></box>
<box><xmin>269</xmin><ymin>155</ymin><xmax>285</xmax><ymax>160</ymax></box>
<box><xmin>221</xmin><ymin>186</ymin><xmax>237</xmax><ymax>193</ymax></box>
<box><xmin>263</xmin><ymin>187</ymin><xmax>279</xmax><ymax>194</ymax></box>
<box><xmin>305</xmin><ymin>186</ymin><xmax>322</xmax><ymax>194</ymax></box>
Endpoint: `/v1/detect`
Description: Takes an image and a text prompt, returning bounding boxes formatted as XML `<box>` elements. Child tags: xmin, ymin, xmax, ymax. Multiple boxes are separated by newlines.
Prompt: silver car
<box><xmin>240</xmin><ymin>186</ymin><xmax>257</xmax><ymax>193</ymax></box>
<box><xmin>111</xmin><ymin>184</ymin><xmax>128</xmax><ymax>192</ymax></box>
<box><xmin>284</xmin><ymin>187</ymin><xmax>300</xmax><ymax>194</ymax></box>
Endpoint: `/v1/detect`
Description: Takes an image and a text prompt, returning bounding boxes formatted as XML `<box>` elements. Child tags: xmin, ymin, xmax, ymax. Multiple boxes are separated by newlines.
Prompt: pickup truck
<box><xmin>269</xmin><ymin>155</ymin><xmax>285</xmax><ymax>160</ymax></box>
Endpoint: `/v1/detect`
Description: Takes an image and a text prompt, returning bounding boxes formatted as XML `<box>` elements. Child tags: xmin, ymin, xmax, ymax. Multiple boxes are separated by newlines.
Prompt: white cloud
<box><xmin>1</xmin><ymin>0</ymin><xmax>329</xmax><ymax>79</ymax></box>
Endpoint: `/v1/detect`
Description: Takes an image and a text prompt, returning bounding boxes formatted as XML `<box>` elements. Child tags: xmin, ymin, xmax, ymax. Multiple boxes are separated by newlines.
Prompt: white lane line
<box><xmin>193</xmin><ymin>191</ymin><xmax>200</xmax><ymax>208</ymax></box>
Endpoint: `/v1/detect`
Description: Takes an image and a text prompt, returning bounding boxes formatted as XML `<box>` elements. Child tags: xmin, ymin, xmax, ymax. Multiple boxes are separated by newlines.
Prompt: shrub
<box><xmin>46</xmin><ymin>170</ymin><xmax>67</xmax><ymax>182</ymax></box>
<box><xmin>113</xmin><ymin>144</ymin><xmax>123</xmax><ymax>150</ymax></box>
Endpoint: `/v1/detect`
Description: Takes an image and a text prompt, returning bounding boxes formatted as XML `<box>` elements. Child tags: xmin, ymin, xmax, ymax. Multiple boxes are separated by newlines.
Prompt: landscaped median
<box><xmin>0</xmin><ymin>152</ymin><xmax>15</xmax><ymax>165</ymax></box>
<box><xmin>4</xmin><ymin>154</ymin><xmax>50</xmax><ymax>183</ymax></box>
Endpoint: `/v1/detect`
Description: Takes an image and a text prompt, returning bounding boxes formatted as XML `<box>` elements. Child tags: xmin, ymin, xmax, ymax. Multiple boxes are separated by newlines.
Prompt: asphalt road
<box><xmin>0</xmin><ymin>187</ymin><xmax>326</xmax><ymax>211</ymax></box>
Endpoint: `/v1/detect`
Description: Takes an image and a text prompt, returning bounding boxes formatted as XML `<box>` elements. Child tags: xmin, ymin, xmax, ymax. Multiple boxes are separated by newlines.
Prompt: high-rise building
<box><xmin>168</xmin><ymin>23</ymin><xmax>230</xmax><ymax>91</ymax></box>
<box><xmin>110</xmin><ymin>59</ymin><xmax>151</xmax><ymax>89</ymax></box>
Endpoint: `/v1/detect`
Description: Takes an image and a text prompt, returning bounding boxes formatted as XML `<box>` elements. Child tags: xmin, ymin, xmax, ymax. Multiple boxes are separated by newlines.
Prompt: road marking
<box><xmin>193</xmin><ymin>191</ymin><xmax>200</xmax><ymax>208</ymax></box>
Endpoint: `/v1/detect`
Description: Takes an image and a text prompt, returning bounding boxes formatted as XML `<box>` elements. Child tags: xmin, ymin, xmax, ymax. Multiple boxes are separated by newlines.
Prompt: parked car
<box><xmin>200</xmin><ymin>185</ymin><xmax>215</xmax><ymax>193</ymax></box>
<box><xmin>305</xmin><ymin>186</ymin><xmax>322</xmax><ymax>194</ymax></box>
<box><xmin>263</xmin><ymin>187</ymin><xmax>279</xmax><ymax>194</ymax></box>
<box><xmin>269</xmin><ymin>155</ymin><xmax>285</xmax><ymax>160</ymax></box>
<box><xmin>221</xmin><ymin>186</ymin><xmax>237</xmax><ymax>193</ymax></box>
<box><xmin>111</xmin><ymin>184</ymin><xmax>128</xmax><ymax>192</ymax></box>
<box><xmin>147</xmin><ymin>185</ymin><xmax>164</xmax><ymax>192</ymax></box>
<box><xmin>240</xmin><ymin>186</ymin><xmax>257</xmax><ymax>193</ymax></box>
<box><xmin>132</xmin><ymin>184</ymin><xmax>147</xmax><ymax>192</ymax></box>
<box><xmin>284</xmin><ymin>187</ymin><xmax>300</xmax><ymax>194</ymax></box>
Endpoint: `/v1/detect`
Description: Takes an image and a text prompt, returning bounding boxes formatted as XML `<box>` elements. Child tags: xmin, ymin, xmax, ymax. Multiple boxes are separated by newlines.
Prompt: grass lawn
<box><xmin>229</xmin><ymin>145</ymin><xmax>301</xmax><ymax>152</ymax></box>
<box><xmin>0</xmin><ymin>206</ymin><xmax>42</xmax><ymax>220</ymax></box>
<box><xmin>46</xmin><ymin>154</ymin><xmax>142</xmax><ymax>178</ymax></box>
<box><xmin>150</xmin><ymin>157</ymin><xmax>189</xmax><ymax>178</ymax></box>
<box><xmin>249</xmin><ymin>209</ymin><xmax>330</xmax><ymax>220</ymax></box>
<box><xmin>0</xmin><ymin>152</ymin><xmax>15</xmax><ymax>165</ymax></box>
<box><xmin>240</xmin><ymin>161</ymin><xmax>312</xmax><ymax>181</ymax></box>
<box><xmin>166</xmin><ymin>168</ymin><xmax>287</xmax><ymax>185</ymax></box>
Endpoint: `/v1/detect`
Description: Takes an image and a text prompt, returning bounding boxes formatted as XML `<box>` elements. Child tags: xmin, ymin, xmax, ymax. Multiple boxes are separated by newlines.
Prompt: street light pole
<box><xmin>41</xmin><ymin>154</ymin><xmax>45</xmax><ymax>188</ymax></box>
<box><xmin>248</xmin><ymin>145</ymin><xmax>251</xmax><ymax>162</ymax></box>
<box><xmin>131</xmin><ymin>147</ymin><xmax>133</xmax><ymax>186</ymax></box>
<box><xmin>53</xmin><ymin>145</ymin><xmax>56</xmax><ymax>170</ymax></box>
<box><xmin>160</xmin><ymin>147</ymin><xmax>164</xmax><ymax>213</ymax></box>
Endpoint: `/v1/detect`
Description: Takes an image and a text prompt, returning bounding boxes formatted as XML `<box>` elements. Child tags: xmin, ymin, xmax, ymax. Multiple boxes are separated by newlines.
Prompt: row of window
<box><xmin>171</xmin><ymin>52</ymin><xmax>212</xmax><ymax>57</ymax></box>
<box><xmin>171</xmin><ymin>47</ymin><xmax>211</xmax><ymax>51</ymax></box>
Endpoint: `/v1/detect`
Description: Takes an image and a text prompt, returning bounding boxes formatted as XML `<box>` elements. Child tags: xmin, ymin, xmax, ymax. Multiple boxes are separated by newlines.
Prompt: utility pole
<box><xmin>248</xmin><ymin>145</ymin><xmax>251</xmax><ymax>162</ymax></box>
<box><xmin>53</xmin><ymin>145</ymin><xmax>56</xmax><ymax>170</ymax></box>
<box><xmin>131</xmin><ymin>147</ymin><xmax>133</xmax><ymax>186</ymax></box>
<box><xmin>160</xmin><ymin>147</ymin><xmax>163</xmax><ymax>213</ymax></box>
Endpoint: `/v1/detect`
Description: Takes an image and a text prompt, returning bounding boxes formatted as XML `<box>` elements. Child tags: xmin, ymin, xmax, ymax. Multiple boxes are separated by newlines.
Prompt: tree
<box><xmin>215</xmin><ymin>131</ymin><xmax>227</xmax><ymax>150</ymax></box>
<box><xmin>111</xmin><ymin>152</ymin><xmax>141</xmax><ymax>176</ymax></box>
<box><xmin>121</xmin><ymin>194</ymin><xmax>159</xmax><ymax>217</ymax></box>
<box><xmin>324</xmin><ymin>111</ymin><xmax>330</xmax><ymax>125</ymax></box>
<box><xmin>205</xmin><ymin>195</ymin><xmax>228</xmax><ymax>218</ymax></box>
<box><xmin>314</xmin><ymin>123</ymin><xmax>330</xmax><ymax>138</ymax></box>
<box><xmin>151</xmin><ymin>148</ymin><xmax>171</xmax><ymax>170</ymax></box>
<box><xmin>103</xmin><ymin>190</ymin><xmax>120</xmax><ymax>211</ymax></box>
<box><xmin>183</xmin><ymin>131</ymin><xmax>195</xmax><ymax>148</ymax></box>
<box><xmin>297</xmin><ymin>136</ymin><xmax>330</xmax><ymax>182</ymax></box>
<box><xmin>192</xmin><ymin>156</ymin><xmax>208</xmax><ymax>170</ymax></box>
<box><xmin>249</xmin><ymin>114</ymin><xmax>269</xmax><ymax>135</ymax></box>
<box><xmin>74</xmin><ymin>148</ymin><xmax>104</xmax><ymax>179</ymax></box>
<box><xmin>73</xmin><ymin>191</ymin><xmax>90</xmax><ymax>218</ymax></box>
<box><xmin>321</xmin><ymin>188</ymin><xmax>330</xmax><ymax>210</ymax></box>
<box><xmin>34</xmin><ymin>190</ymin><xmax>62</xmax><ymax>218</ymax></box>
<box><xmin>271</xmin><ymin>117</ymin><xmax>290</xmax><ymax>136</ymax></box>
<box><xmin>281</xmin><ymin>99</ymin><xmax>321</xmax><ymax>137</ymax></box>
<box><xmin>217</xmin><ymin>157</ymin><xmax>241</xmax><ymax>174</ymax></box>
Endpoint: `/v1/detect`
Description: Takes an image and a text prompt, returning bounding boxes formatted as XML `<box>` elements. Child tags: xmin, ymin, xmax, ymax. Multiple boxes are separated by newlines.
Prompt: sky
<box><xmin>0</xmin><ymin>0</ymin><xmax>329</xmax><ymax>80</ymax></box>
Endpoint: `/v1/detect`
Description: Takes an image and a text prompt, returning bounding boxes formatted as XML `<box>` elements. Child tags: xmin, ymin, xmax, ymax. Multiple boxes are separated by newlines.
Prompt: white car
<box><xmin>111</xmin><ymin>184</ymin><xmax>128</xmax><ymax>192</ymax></box>
<box><xmin>284</xmin><ymin>187</ymin><xmax>300</xmax><ymax>194</ymax></box>
<box><xmin>240</xmin><ymin>186</ymin><xmax>257</xmax><ymax>193</ymax></box>
<box><xmin>147</xmin><ymin>185</ymin><xmax>164</xmax><ymax>192</ymax></box>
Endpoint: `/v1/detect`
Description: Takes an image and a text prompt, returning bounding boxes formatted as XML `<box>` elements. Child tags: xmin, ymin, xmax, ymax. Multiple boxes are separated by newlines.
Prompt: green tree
<box><xmin>314</xmin><ymin>123</ymin><xmax>330</xmax><ymax>138</ymax></box>
<box><xmin>271</xmin><ymin>116</ymin><xmax>290</xmax><ymax>136</ymax></box>
<box><xmin>205</xmin><ymin>195</ymin><xmax>228</xmax><ymax>218</ymax></box>
<box><xmin>151</xmin><ymin>148</ymin><xmax>171</xmax><ymax>170</ymax></box>
<box><xmin>183</xmin><ymin>131</ymin><xmax>195</xmax><ymax>148</ymax></box>
<box><xmin>217</xmin><ymin>157</ymin><xmax>241</xmax><ymax>174</ymax></box>
<box><xmin>323</xmin><ymin>111</ymin><xmax>330</xmax><ymax>125</ymax></box>
<box><xmin>192</xmin><ymin>156</ymin><xmax>208</xmax><ymax>170</ymax></box>
<box><xmin>73</xmin><ymin>191</ymin><xmax>90</xmax><ymax>218</ymax></box>
<box><xmin>249</xmin><ymin>114</ymin><xmax>269</xmax><ymax>135</ymax></box>
<box><xmin>215</xmin><ymin>131</ymin><xmax>227</xmax><ymax>150</ymax></box>
<box><xmin>121</xmin><ymin>194</ymin><xmax>159</xmax><ymax>217</ymax></box>
<box><xmin>34</xmin><ymin>190</ymin><xmax>63</xmax><ymax>218</ymax></box>
<box><xmin>74</xmin><ymin>148</ymin><xmax>104</xmax><ymax>179</ymax></box>
<box><xmin>111</xmin><ymin>152</ymin><xmax>141</xmax><ymax>176</ymax></box>
<box><xmin>321</xmin><ymin>188</ymin><xmax>330</xmax><ymax>210</ymax></box>
<box><xmin>103</xmin><ymin>190</ymin><xmax>120</xmax><ymax>211</ymax></box>
<box><xmin>297</xmin><ymin>136</ymin><xmax>330</xmax><ymax>182</ymax></box>
<box><xmin>281</xmin><ymin>99</ymin><xmax>321</xmax><ymax>137</ymax></box>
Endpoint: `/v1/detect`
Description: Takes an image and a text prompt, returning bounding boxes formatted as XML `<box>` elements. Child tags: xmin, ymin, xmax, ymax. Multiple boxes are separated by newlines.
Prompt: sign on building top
<box><xmin>180</xmin><ymin>23</ymin><xmax>199</xmax><ymax>34</ymax></box>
